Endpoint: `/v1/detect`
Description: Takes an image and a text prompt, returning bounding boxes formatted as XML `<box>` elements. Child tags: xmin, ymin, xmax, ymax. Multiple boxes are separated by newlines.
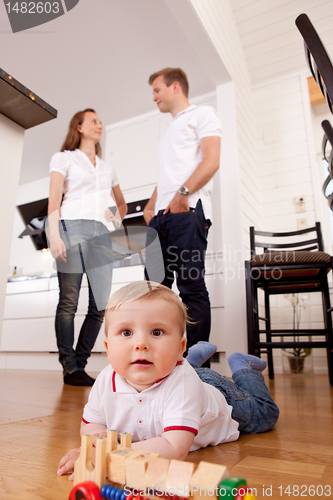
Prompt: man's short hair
<box><xmin>148</xmin><ymin>68</ymin><xmax>189</xmax><ymax>98</ymax></box>
<box><xmin>105</xmin><ymin>281</ymin><xmax>189</xmax><ymax>336</ymax></box>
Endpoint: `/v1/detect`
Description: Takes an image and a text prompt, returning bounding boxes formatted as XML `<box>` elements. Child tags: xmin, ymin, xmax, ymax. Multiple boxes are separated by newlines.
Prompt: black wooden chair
<box><xmin>296</xmin><ymin>14</ymin><xmax>333</xmax><ymax>214</ymax></box>
<box><xmin>245</xmin><ymin>223</ymin><xmax>333</xmax><ymax>385</ymax></box>
<box><xmin>295</xmin><ymin>13</ymin><xmax>333</xmax><ymax>113</ymax></box>
<box><xmin>322</xmin><ymin>120</ymin><xmax>333</xmax><ymax>211</ymax></box>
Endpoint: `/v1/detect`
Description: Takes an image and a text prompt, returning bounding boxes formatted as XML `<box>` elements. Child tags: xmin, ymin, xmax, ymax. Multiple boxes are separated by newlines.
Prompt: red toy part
<box><xmin>235</xmin><ymin>488</ymin><xmax>257</xmax><ymax>500</ymax></box>
<box><xmin>69</xmin><ymin>480</ymin><xmax>102</xmax><ymax>500</ymax></box>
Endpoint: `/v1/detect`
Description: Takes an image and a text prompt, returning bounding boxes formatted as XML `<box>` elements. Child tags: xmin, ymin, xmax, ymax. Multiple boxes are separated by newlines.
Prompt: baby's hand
<box><xmin>57</xmin><ymin>448</ymin><xmax>81</xmax><ymax>481</ymax></box>
<box><xmin>94</xmin><ymin>431</ymin><xmax>107</xmax><ymax>441</ymax></box>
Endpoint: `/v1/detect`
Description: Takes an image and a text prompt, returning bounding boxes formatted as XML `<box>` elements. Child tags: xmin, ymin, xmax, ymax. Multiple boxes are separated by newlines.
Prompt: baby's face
<box><xmin>104</xmin><ymin>298</ymin><xmax>186</xmax><ymax>392</ymax></box>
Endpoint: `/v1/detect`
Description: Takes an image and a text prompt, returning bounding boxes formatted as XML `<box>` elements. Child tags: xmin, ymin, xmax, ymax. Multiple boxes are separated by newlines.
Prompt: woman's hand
<box><xmin>105</xmin><ymin>208</ymin><xmax>121</xmax><ymax>228</ymax></box>
<box><xmin>50</xmin><ymin>236</ymin><xmax>67</xmax><ymax>262</ymax></box>
<box><xmin>57</xmin><ymin>448</ymin><xmax>81</xmax><ymax>480</ymax></box>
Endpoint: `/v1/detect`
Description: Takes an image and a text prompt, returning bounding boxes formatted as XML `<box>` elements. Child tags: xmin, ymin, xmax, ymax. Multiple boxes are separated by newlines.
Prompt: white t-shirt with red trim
<box><xmin>82</xmin><ymin>359</ymin><xmax>239</xmax><ymax>451</ymax></box>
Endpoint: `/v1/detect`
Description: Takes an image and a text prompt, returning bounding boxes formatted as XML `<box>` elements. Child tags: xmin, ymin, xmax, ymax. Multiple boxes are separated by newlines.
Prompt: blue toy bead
<box><xmin>120</xmin><ymin>491</ymin><xmax>129</xmax><ymax>500</ymax></box>
<box><xmin>115</xmin><ymin>488</ymin><xmax>124</xmax><ymax>500</ymax></box>
<box><xmin>111</xmin><ymin>488</ymin><xmax>119</xmax><ymax>499</ymax></box>
<box><xmin>101</xmin><ymin>485</ymin><xmax>115</xmax><ymax>499</ymax></box>
<box><xmin>110</xmin><ymin>487</ymin><xmax>118</xmax><ymax>499</ymax></box>
<box><xmin>101</xmin><ymin>485</ymin><xmax>129</xmax><ymax>500</ymax></box>
<box><xmin>101</xmin><ymin>485</ymin><xmax>110</xmax><ymax>497</ymax></box>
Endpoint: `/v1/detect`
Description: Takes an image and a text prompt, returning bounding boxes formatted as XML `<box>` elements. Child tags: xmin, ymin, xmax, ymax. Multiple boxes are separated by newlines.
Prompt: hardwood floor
<box><xmin>0</xmin><ymin>369</ymin><xmax>332</xmax><ymax>500</ymax></box>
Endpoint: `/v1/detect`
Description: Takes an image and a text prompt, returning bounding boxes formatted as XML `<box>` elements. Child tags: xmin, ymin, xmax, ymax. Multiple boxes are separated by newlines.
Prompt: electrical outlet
<box><xmin>295</xmin><ymin>195</ymin><xmax>306</xmax><ymax>213</ymax></box>
<box><xmin>297</xmin><ymin>217</ymin><xmax>308</xmax><ymax>230</ymax></box>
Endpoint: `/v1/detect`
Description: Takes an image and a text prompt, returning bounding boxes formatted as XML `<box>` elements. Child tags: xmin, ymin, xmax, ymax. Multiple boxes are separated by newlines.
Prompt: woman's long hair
<box><xmin>61</xmin><ymin>108</ymin><xmax>102</xmax><ymax>157</ymax></box>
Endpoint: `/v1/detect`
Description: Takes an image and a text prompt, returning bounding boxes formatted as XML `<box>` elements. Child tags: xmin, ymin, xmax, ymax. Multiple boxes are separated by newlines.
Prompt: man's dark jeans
<box><xmin>146</xmin><ymin>200</ymin><xmax>211</xmax><ymax>351</ymax></box>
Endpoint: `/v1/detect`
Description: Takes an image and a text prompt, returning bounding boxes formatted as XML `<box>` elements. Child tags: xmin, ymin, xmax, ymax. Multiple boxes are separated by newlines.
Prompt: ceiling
<box><xmin>0</xmin><ymin>0</ymin><xmax>228</xmax><ymax>184</ymax></box>
<box><xmin>1</xmin><ymin>0</ymin><xmax>333</xmax><ymax>185</ymax></box>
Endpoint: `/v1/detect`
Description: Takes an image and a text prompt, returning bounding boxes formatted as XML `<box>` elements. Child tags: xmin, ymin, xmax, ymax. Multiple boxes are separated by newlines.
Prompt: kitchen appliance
<box><xmin>17</xmin><ymin>198</ymin><xmax>150</xmax><ymax>268</ymax></box>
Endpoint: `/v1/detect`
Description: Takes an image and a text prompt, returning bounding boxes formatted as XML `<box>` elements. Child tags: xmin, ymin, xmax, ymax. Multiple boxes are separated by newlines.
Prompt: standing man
<box><xmin>144</xmin><ymin>68</ymin><xmax>221</xmax><ymax>353</ymax></box>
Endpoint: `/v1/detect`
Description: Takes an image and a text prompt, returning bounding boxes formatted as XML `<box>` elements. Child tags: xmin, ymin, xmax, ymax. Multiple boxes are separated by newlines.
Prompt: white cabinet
<box><xmin>2</xmin><ymin>279</ymin><xmax>49</xmax><ymax>352</ymax></box>
<box><xmin>1</xmin><ymin>265</ymin><xmax>146</xmax><ymax>354</ymax></box>
<box><xmin>2</xmin><ymin>318</ymin><xmax>49</xmax><ymax>351</ymax></box>
<box><xmin>105</xmin><ymin>113</ymin><xmax>160</xmax><ymax>191</ymax></box>
<box><xmin>5</xmin><ymin>290</ymin><xmax>48</xmax><ymax>319</ymax></box>
<box><xmin>210</xmin><ymin>308</ymin><xmax>225</xmax><ymax>349</ymax></box>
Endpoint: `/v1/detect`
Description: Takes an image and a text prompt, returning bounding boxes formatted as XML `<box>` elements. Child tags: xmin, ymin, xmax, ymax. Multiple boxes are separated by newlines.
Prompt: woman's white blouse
<box><xmin>49</xmin><ymin>149</ymin><xmax>119</xmax><ymax>230</ymax></box>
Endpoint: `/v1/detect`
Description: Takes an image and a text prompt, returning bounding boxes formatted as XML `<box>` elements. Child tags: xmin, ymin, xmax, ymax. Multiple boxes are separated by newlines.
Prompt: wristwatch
<box><xmin>178</xmin><ymin>186</ymin><xmax>190</xmax><ymax>196</ymax></box>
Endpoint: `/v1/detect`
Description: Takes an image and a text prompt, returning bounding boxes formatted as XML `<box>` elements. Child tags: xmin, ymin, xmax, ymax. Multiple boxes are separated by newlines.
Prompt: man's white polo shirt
<box><xmin>155</xmin><ymin>105</ymin><xmax>222</xmax><ymax>222</ymax></box>
<box><xmin>82</xmin><ymin>360</ymin><xmax>239</xmax><ymax>451</ymax></box>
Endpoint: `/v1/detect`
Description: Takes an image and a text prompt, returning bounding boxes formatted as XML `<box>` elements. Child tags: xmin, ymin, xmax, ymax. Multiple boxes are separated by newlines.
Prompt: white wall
<box><xmin>9</xmin><ymin>176</ymin><xmax>54</xmax><ymax>278</ymax></box>
<box><xmin>0</xmin><ymin>115</ymin><xmax>25</xmax><ymax>344</ymax></box>
<box><xmin>190</xmin><ymin>0</ymin><xmax>332</xmax><ymax>376</ymax></box>
<box><xmin>311</xmin><ymin>103</ymin><xmax>333</xmax><ymax>255</ymax></box>
<box><xmin>188</xmin><ymin>0</ymin><xmax>261</xmax><ymax>373</ymax></box>
<box><xmin>253</xmin><ymin>73</ymin><xmax>332</xmax><ymax>374</ymax></box>
<box><xmin>255</xmin><ymin>74</ymin><xmax>323</xmax><ymax>233</ymax></box>
<box><xmin>190</xmin><ymin>0</ymin><xmax>261</xmax><ymax>251</ymax></box>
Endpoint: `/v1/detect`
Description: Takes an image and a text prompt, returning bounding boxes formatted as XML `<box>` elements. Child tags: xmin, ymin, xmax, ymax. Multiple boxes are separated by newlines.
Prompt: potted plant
<box><xmin>282</xmin><ymin>294</ymin><xmax>313</xmax><ymax>375</ymax></box>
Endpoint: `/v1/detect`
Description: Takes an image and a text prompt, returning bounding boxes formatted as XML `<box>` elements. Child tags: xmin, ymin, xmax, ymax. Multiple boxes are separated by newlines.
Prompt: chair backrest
<box><xmin>250</xmin><ymin>223</ymin><xmax>324</xmax><ymax>257</ymax></box>
<box><xmin>322</xmin><ymin>120</ymin><xmax>333</xmax><ymax>210</ymax></box>
<box><xmin>295</xmin><ymin>13</ymin><xmax>333</xmax><ymax>113</ymax></box>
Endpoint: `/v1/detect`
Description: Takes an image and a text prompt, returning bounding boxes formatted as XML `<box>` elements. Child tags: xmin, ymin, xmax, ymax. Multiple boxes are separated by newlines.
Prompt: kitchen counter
<box><xmin>8</xmin><ymin>273</ymin><xmax>57</xmax><ymax>282</ymax></box>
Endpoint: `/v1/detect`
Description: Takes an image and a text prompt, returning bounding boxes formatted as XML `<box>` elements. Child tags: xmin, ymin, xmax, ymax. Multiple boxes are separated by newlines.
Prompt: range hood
<box><xmin>17</xmin><ymin>198</ymin><xmax>48</xmax><ymax>250</ymax></box>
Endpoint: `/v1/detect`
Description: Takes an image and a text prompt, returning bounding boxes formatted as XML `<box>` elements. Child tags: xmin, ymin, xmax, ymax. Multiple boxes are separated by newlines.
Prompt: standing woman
<box><xmin>47</xmin><ymin>109</ymin><xmax>127</xmax><ymax>386</ymax></box>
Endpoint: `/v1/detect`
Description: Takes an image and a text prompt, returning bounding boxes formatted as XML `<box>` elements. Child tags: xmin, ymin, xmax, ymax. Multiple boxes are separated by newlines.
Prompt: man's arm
<box><xmin>143</xmin><ymin>187</ymin><xmax>158</xmax><ymax>224</ymax></box>
<box><xmin>165</xmin><ymin>135</ymin><xmax>221</xmax><ymax>214</ymax></box>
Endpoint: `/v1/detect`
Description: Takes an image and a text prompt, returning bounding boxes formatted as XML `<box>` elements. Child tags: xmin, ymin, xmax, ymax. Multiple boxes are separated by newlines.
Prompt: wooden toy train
<box><xmin>68</xmin><ymin>431</ymin><xmax>256</xmax><ymax>500</ymax></box>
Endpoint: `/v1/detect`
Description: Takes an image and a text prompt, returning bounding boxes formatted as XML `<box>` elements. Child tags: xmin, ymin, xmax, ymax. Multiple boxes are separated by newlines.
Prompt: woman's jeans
<box><xmin>195</xmin><ymin>368</ymin><xmax>279</xmax><ymax>433</ymax></box>
<box><xmin>55</xmin><ymin>220</ymin><xmax>113</xmax><ymax>374</ymax></box>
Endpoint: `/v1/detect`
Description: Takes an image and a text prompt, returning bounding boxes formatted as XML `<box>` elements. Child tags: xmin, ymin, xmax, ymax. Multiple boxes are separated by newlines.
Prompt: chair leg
<box><xmin>245</xmin><ymin>261</ymin><xmax>257</xmax><ymax>356</ymax></box>
<box><xmin>265</xmin><ymin>290</ymin><xmax>274</xmax><ymax>380</ymax></box>
<box><xmin>321</xmin><ymin>275</ymin><xmax>333</xmax><ymax>386</ymax></box>
<box><xmin>253</xmin><ymin>283</ymin><xmax>260</xmax><ymax>357</ymax></box>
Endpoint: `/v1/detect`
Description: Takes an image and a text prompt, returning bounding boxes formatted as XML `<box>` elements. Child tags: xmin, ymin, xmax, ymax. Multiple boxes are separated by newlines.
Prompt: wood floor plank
<box><xmin>0</xmin><ymin>370</ymin><xmax>332</xmax><ymax>500</ymax></box>
<box><xmin>233</xmin><ymin>456</ymin><xmax>326</xmax><ymax>478</ymax></box>
<box><xmin>244</xmin><ymin>435</ymin><xmax>333</xmax><ymax>457</ymax></box>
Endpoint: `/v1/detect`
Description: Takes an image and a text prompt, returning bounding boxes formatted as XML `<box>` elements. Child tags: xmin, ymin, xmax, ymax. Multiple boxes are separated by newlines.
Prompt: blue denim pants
<box><xmin>195</xmin><ymin>368</ymin><xmax>279</xmax><ymax>433</ymax></box>
<box><xmin>55</xmin><ymin>220</ymin><xmax>113</xmax><ymax>374</ymax></box>
<box><xmin>146</xmin><ymin>200</ymin><xmax>211</xmax><ymax>350</ymax></box>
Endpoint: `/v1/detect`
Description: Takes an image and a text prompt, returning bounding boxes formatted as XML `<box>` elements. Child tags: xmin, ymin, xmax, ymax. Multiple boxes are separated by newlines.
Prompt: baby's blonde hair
<box><xmin>105</xmin><ymin>281</ymin><xmax>189</xmax><ymax>336</ymax></box>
